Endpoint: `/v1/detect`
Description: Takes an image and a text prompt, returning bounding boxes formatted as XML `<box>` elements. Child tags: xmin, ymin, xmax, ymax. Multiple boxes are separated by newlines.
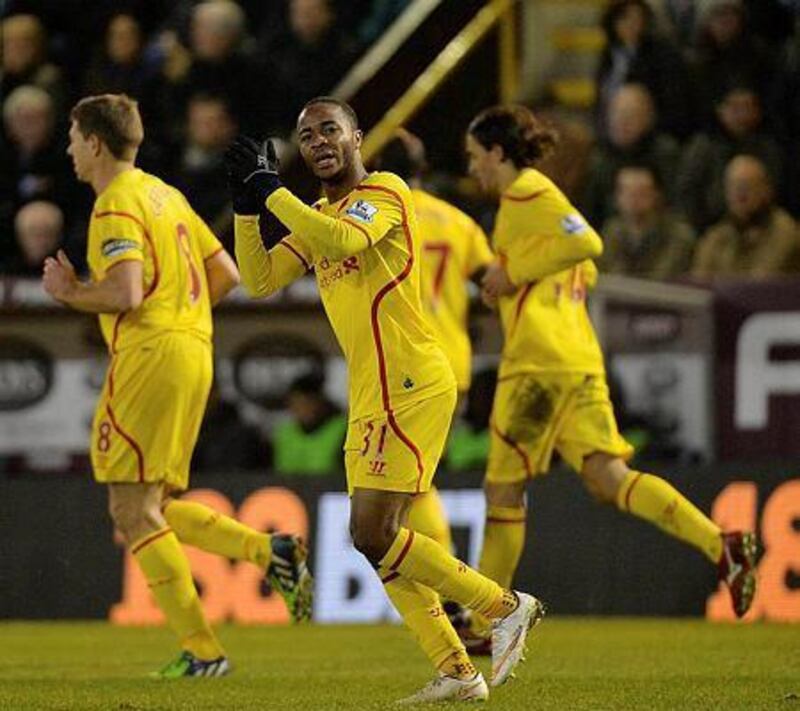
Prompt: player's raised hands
<box><xmin>224</xmin><ymin>136</ymin><xmax>282</xmax><ymax>213</ymax></box>
<box><xmin>43</xmin><ymin>249</ymin><xmax>78</xmax><ymax>302</ymax></box>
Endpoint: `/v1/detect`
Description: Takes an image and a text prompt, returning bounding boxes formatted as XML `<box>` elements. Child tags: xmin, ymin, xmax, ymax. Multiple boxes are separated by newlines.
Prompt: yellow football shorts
<box><xmin>91</xmin><ymin>332</ymin><xmax>213</xmax><ymax>491</ymax></box>
<box><xmin>486</xmin><ymin>372</ymin><xmax>633</xmax><ymax>483</ymax></box>
<box><xmin>344</xmin><ymin>388</ymin><xmax>457</xmax><ymax>495</ymax></box>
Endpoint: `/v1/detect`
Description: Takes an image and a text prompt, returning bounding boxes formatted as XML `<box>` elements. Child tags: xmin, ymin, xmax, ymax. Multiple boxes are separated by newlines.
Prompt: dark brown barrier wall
<box><xmin>2</xmin><ymin>463</ymin><xmax>797</xmax><ymax>621</ymax></box>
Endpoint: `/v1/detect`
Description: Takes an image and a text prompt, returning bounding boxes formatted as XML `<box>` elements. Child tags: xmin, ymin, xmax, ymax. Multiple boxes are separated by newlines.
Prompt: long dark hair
<box><xmin>467</xmin><ymin>105</ymin><xmax>558</xmax><ymax>168</ymax></box>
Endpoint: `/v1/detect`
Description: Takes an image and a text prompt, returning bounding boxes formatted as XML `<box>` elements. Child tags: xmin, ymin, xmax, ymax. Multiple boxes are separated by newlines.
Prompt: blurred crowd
<box><xmin>0</xmin><ymin>0</ymin><xmax>408</xmax><ymax>274</ymax></box>
<box><xmin>1</xmin><ymin>0</ymin><xmax>799</xmax><ymax>282</ymax></box>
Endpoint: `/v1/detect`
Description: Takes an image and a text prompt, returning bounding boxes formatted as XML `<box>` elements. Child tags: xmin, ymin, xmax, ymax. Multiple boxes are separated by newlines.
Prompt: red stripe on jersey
<box><xmin>131</xmin><ymin>527</ymin><xmax>172</xmax><ymax>554</ymax></box>
<box><xmin>203</xmin><ymin>246</ymin><xmax>224</xmax><ymax>261</ymax></box>
<box><xmin>341</xmin><ymin>217</ymin><xmax>373</xmax><ymax>248</ymax></box>
<box><xmin>389</xmin><ymin>530</ymin><xmax>415</xmax><ymax>570</ymax></box>
<box><xmin>278</xmin><ymin>239</ymin><xmax>310</xmax><ymax>271</ymax></box>
<box><xmin>110</xmin><ymin>313</ymin><xmax>126</xmax><ymax>356</ymax></box>
<box><xmin>509</xmin><ymin>283</ymin><xmax>534</xmax><ymax>338</ymax></box>
<box><xmin>94</xmin><ymin>211</ymin><xmax>160</xmax><ymax>298</ymax></box>
<box><xmin>380</xmin><ymin>571</ymin><xmax>400</xmax><ymax>585</ymax></box>
<box><xmin>501</xmin><ymin>188</ymin><xmax>546</xmax><ymax>203</ymax></box>
<box><xmin>361</xmin><ymin>183</ymin><xmax>426</xmax><ymax>488</ymax></box>
<box><xmin>106</xmin><ymin>403</ymin><xmax>146</xmax><ymax>482</ymax></box>
<box><xmin>491</xmin><ymin>421</ymin><xmax>532</xmax><ymax>477</ymax></box>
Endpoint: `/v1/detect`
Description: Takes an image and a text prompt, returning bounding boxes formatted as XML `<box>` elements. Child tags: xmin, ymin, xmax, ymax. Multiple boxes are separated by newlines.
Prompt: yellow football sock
<box><xmin>479</xmin><ymin>504</ymin><xmax>527</xmax><ymax>588</ymax></box>
<box><xmin>380</xmin><ymin>569</ymin><xmax>474</xmax><ymax>678</ymax></box>
<box><xmin>470</xmin><ymin>504</ymin><xmax>528</xmax><ymax>636</ymax></box>
<box><xmin>379</xmin><ymin>527</ymin><xmax>517</xmax><ymax>621</ymax></box>
<box><xmin>617</xmin><ymin>471</ymin><xmax>723</xmax><ymax>563</ymax></box>
<box><xmin>163</xmin><ymin>499</ymin><xmax>271</xmax><ymax>568</ymax></box>
<box><xmin>406</xmin><ymin>487</ymin><xmax>452</xmax><ymax>551</ymax></box>
<box><xmin>132</xmin><ymin>527</ymin><xmax>225</xmax><ymax>661</ymax></box>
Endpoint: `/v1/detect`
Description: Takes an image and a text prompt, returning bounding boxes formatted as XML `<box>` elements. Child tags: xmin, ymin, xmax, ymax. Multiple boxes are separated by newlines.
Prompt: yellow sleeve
<box><xmin>465</xmin><ymin>218</ymin><xmax>493</xmax><ymax>276</ymax></box>
<box><xmin>89</xmin><ymin>210</ymin><xmax>146</xmax><ymax>276</ymax></box>
<box><xmin>265</xmin><ymin>185</ymin><xmax>403</xmax><ymax>261</ymax></box>
<box><xmin>191</xmin><ymin>208</ymin><xmax>224</xmax><ymax>260</ymax></box>
<box><xmin>234</xmin><ymin>215</ymin><xmax>309</xmax><ymax>297</ymax></box>
<box><xmin>503</xmin><ymin>196</ymin><xmax>603</xmax><ymax>285</ymax></box>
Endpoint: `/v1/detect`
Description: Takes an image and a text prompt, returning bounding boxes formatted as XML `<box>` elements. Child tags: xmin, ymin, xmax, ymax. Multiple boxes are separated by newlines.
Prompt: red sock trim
<box><xmin>131</xmin><ymin>527</ymin><xmax>172</xmax><ymax>555</ymax></box>
<box><xmin>486</xmin><ymin>517</ymin><xmax>526</xmax><ymax>524</ymax></box>
<box><xmin>381</xmin><ymin>571</ymin><xmax>400</xmax><ymax>585</ymax></box>
<box><xmin>389</xmin><ymin>530</ymin><xmax>415</xmax><ymax>571</ymax></box>
<box><xmin>624</xmin><ymin>472</ymin><xmax>644</xmax><ymax>512</ymax></box>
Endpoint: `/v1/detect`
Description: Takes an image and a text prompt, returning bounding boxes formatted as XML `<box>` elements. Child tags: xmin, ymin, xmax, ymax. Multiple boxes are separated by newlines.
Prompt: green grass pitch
<box><xmin>1</xmin><ymin>619</ymin><xmax>797</xmax><ymax>710</ymax></box>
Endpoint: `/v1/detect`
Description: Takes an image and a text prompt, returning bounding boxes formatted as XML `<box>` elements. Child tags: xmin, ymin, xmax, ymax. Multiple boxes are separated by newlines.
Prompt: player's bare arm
<box><xmin>203</xmin><ymin>248</ymin><xmax>240</xmax><ymax>306</ymax></box>
<box><xmin>43</xmin><ymin>250</ymin><xmax>143</xmax><ymax>313</ymax></box>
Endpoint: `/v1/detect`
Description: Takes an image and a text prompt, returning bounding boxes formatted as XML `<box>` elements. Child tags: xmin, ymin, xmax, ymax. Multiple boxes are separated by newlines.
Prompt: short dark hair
<box><xmin>70</xmin><ymin>93</ymin><xmax>143</xmax><ymax>160</ymax></box>
<box><xmin>468</xmin><ymin>105</ymin><xmax>558</xmax><ymax>168</ymax></box>
<box><xmin>300</xmin><ymin>96</ymin><xmax>359</xmax><ymax>130</ymax></box>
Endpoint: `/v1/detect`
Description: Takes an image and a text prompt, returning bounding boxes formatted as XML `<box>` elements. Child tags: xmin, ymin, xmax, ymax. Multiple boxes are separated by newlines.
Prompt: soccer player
<box><xmin>42</xmin><ymin>94</ymin><xmax>312</xmax><ymax>678</ymax></box>
<box><xmin>226</xmin><ymin>97</ymin><xmax>543</xmax><ymax>703</ymax></box>
<box><xmin>374</xmin><ymin>130</ymin><xmax>493</xmax><ymax>555</ymax></box>
<box><xmin>461</xmin><ymin>104</ymin><xmax>757</xmax><ymax>642</ymax></box>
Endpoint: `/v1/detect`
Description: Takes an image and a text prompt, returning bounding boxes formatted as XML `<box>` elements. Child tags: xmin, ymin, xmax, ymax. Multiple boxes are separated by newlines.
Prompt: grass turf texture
<box><xmin>1</xmin><ymin>619</ymin><xmax>797</xmax><ymax>710</ymax></box>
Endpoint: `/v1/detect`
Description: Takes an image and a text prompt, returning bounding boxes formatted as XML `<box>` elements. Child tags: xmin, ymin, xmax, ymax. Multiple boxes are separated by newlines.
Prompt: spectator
<box><xmin>3</xmin><ymin>200</ymin><xmax>64</xmax><ymax>276</ymax></box>
<box><xmin>677</xmin><ymin>83</ymin><xmax>783</xmax><ymax>231</ymax></box>
<box><xmin>581</xmin><ymin>83</ymin><xmax>680</xmax><ymax>227</ymax></box>
<box><xmin>273</xmin><ymin>372</ymin><xmax>347</xmax><ymax>477</ymax></box>
<box><xmin>1</xmin><ymin>13</ymin><xmax>68</xmax><ymax>117</ymax></box>
<box><xmin>166</xmin><ymin>1</ymin><xmax>266</xmax><ymax>136</ymax></box>
<box><xmin>172</xmin><ymin>94</ymin><xmax>237</xmax><ymax>248</ymax></box>
<box><xmin>688</xmin><ymin>0</ymin><xmax>778</xmax><ymax>131</ymax></box>
<box><xmin>192</xmin><ymin>381</ymin><xmax>270</xmax><ymax>473</ymax></box>
<box><xmin>692</xmin><ymin>155</ymin><xmax>800</xmax><ymax>278</ymax></box>
<box><xmin>83</xmin><ymin>14</ymin><xmax>167</xmax><ymax>145</ymax></box>
<box><xmin>771</xmin><ymin>30</ymin><xmax>800</xmax><ymax>215</ymax></box>
<box><xmin>445</xmin><ymin>368</ymin><xmax>497</xmax><ymax>472</ymax></box>
<box><xmin>595</xmin><ymin>0</ymin><xmax>692</xmax><ymax>140</ymax></box>
<box><xmin>600</xmin><ymin>164</ymin><xmax>696</xmax><ymax>279</ymax></box>
<box><xmin>262</xmin><ymin>0</ymin><xmax>359</xmax><ymax>127</ymax></box>
<box><xmin>2</xmin><ymin>85</ymin><xmax>72</xmax><ymax>210</ymax></box>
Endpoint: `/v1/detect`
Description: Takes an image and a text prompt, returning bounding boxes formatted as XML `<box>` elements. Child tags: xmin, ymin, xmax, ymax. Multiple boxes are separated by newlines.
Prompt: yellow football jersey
<box><xmin>412</xmin><ymin>188</ymin><xmax>493</xmax><ymax>391</ymax></box>
<box><xmin>493</xmin><ymin>168</ymin><xmax>605</xmax><ymax>377</ymax></box>
<box><xmin>87</xmin><ymin>169</ymin><xmax>222</xmax><ymax>353</ymax></box>
<box><xmin>244</xmin><ymin>171</ymin><xmax>456</xmax><ymax>423</ymax></box>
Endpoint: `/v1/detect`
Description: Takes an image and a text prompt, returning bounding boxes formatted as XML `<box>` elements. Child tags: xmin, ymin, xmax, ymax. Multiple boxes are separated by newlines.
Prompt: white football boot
<box><xmin>396</xmin><ymin>672</ymin><xmax>489</xmax><ymax>704</ymax></box>
<box><xmin>490</xmin><ymin>592</ymin><xmax>545</xmax><ymax>687</ymax></box>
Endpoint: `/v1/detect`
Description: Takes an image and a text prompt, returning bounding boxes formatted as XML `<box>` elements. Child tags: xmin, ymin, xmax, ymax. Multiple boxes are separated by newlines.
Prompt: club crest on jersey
<box><xmin>345</xmin><ymin>199</ymin><xmax>378</xmax><ymax>224</ymax></box>
<box><xmin>561</xmin><ymin>213</ymin><xmax>588</xmax><ymax>236</ymax></box>
<box><xmin>101</xmin><ymin>238</ymin><xmax>140</xmax><ymax>258</ymax></box>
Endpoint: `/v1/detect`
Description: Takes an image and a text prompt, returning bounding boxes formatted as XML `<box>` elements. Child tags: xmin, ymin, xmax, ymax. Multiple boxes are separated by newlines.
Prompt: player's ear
<box><xmin>89</xmin><ymin>134</ymin><xmax>102</xmax><ymax>158</ymax></box>
<box><xmin>353</xmin><ymin>129</ymin><xmax>363</xmax><ymax>148</ymax></box>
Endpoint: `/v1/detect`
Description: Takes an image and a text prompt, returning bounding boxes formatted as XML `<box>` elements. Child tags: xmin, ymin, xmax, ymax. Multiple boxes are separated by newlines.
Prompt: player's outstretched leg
<box><xmin>375</xmin><ymin>526</ymin><xmax>544</xmax><ymax>687</ymax></box>
<box><xmin>382</xmin><ymin>572</ymin><xmax>488</xmax><ymax>703</ymax></box>
<box><xmin>585</xmin><ymin>455</ymin><xmax>758</xmax><ymax>618</ymax></box>
<box><xmin>111</xmin><ymin>485</ymin><xmax>229</xmax><ymax>677</ymax></box>
<box><xmin>163</xmin><ymin>498</ymin><xmax>313</xmax><ymax>622</ymax></box>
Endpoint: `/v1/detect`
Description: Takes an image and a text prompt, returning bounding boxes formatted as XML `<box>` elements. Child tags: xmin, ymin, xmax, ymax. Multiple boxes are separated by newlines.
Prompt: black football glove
<box><xmin>224</xmin><ymin>136</ymin><xmax>282</xmax><ymax>214</ymax></box>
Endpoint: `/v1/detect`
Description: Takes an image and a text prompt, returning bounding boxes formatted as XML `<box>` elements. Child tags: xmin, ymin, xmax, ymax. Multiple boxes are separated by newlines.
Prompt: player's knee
<box><xmin>108</xmin><ymin>497</ymin><xmax>162</xmax><ymax>542</ymax></box>
<box><xmin>108</xmin><ymin>497</ymin><xmax>142</xmax><ymax>538</ymax></box>
<box><xmin>350</xmin><ymin>517</ymin><xmax>397</xmax><ymax>565</ymax></box>
<box><xmin>581</xmin><ymin>455</ymin><xmax>626</xmax><ymax>504</ymax></box>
